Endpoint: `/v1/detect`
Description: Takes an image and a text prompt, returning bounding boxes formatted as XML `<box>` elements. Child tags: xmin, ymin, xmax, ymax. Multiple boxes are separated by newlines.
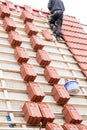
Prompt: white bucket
<box><xmin>64</xmin><ymin>80</ymin><xmax>80</xmax><ymax>94</ymax></box>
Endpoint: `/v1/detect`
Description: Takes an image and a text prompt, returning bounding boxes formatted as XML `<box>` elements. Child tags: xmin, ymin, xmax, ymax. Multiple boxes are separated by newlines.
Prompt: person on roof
<box><xmin>48</xmin><ymin>0</ymin><xmax>65</xmax><ymax>41</ymax></box>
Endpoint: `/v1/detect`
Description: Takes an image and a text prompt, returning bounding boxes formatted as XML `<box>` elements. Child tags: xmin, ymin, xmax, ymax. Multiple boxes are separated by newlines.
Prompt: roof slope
<box><xmin>62</xmin><ymin>15</ymin><xmax>87</xmax><ymax>77</ymax></box>
<box><xmin>0</xmin><ymin>0</ymin><xmax>87</xmax><ymax>129</ymax></box>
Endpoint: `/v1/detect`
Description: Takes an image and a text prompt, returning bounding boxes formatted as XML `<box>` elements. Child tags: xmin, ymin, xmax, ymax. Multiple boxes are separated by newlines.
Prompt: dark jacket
<box><xmin>48</xmin><ymin>0</ymin><xmax>65</xmax><ymax>13</ymax></box>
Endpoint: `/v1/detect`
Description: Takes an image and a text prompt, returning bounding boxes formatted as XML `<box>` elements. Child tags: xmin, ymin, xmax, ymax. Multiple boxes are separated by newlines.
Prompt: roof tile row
<box><xmin>0</xmin><ymin>3</ymin><xmax>47</xmax><ymax>125</ymax></box>
<box><xmin>46</xmin><ymin>122</ymin><xmax>87</xmax><ymax>130</ymax></box>
<box><xmin>62</xmin><ymin>15</ymin><xmax>87</xmax><ymax>77</ymax></box>
<box><xmin>70</xmin><ymin>49</ymin><xmax>87</xmax><ymax>57</ymax></box>
<box><xmin>19</xmin><ymin>7</ymin><xmax>57</xmax><ymax>126</ymax></box>
<box><xmin>62</xmin><ymin>25</ymin><xmax>85</xmax><ymax>33</ymax></box>
<box><xmin>22</xmin><ymin>101</ymin><xmax>55</xmax><ymax>125</ymax></box>
<box><xmin>66</xmin><ymin>42</ymin><xmax>87</xmax><ymax>50</ymax></box>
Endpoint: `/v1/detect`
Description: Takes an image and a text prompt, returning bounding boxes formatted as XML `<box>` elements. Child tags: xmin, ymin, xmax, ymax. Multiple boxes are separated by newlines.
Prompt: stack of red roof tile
<box><xmin>22</xmin><ymin>102</ymin><xmax>55</xmax><ymax>125</ymax></box>
<box><xmin>30</xmin><ymin>35</ymin><xmax>44</xmax><ymax>51</ymax></box>
<box><xmin>46</xmin><ymin>122</ymin><xmax>64</xmax><ymax>130</ymax></box>
<box><xmin>24</xmin><ymin>5</ymin><xmax>33</xmax><ymax>13</ymax></box>
<box><xmin>76</xmin><ymin>124</ymin><xmax>87</xmax><ymax>130</ymax></box>
<box><xmin>14</xmin><ymin>46</ymin><xmax>29</xmax><ymax>64</ymax></box>
<box><xmin>42</xmin><ymin>29</ymin><xmax>53</xmax><ymax>41</ymax></box>
<box><xmin>25</xmin><ymin>22</ymin><xmax>38</xmax><ymax>36</ymax></box>
<box><xmin>27</xmin><ymin>82</ymin><xmax>45</xmax><ymax>102</ymax></box>
<box><xmin>20</xmin><ymin>63</ymin><xmax>37</xmax><ymax>82</ymax></box>
<box><xmin>3</xmin><ymin>17</ymin><xmax>16</xmax><ymax>32</ymax></box>
<box><xmin>63</xmin><ymin>123</ymin><xmax>79</xmax><ymax>130</ymax></box>
<box><xmin>62</xmin><ymin>104</ymin><xmax>83</xmax><ymax>124</ymax></box>
<box><xmin>22</xmin><ymin>101</ymin><xmax>42</xmax><ymax>124</ymax></box>
<box><xmin>44</xmin><ymin>66</ymin><xmax>60</xmax><ymax>85</ymax></box>
<box><xmin>38</xmin><ymin>103</ymin><xmax>55</xmax><ymax>125</ymax></box>
<box><xmin>20</xmin><ymin>10</ymin><xmax>34</xmax><ymax>23</ymax></box>
<box><xmin>36</xmin><ymin>49</ymin><xmax>51</xmax><ymax>67</ymax></box>
<box><xmin>52</xmin><ymin>84</ymin><xmax>70</xmax><ymax>105</ymax></box>
<box><xmin>8</xmin><ymin>31</ymin><xmax>22</xmax><ymax>48</ymax></box>
<box><xmin>0</xmin><ymin>4</ymin><xmax>10</xmax><ymax>18</ymax></box>
<box><xmin>6</xmin><ymin>0</ymin><xmax>16</xmax><ymax>10</ymax></box>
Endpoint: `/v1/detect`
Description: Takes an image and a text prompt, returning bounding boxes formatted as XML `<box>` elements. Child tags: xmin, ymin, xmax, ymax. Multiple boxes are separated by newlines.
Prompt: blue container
<box><xmin>64</xmin><ymin>80</ymin><xmax>80</xmax><ymax>94</ymax></box>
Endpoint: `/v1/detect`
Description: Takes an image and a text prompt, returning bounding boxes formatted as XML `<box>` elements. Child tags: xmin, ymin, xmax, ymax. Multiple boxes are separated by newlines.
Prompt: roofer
<box><xmin>48</xmin><ymin>0</ymin><xmax>65</xmax><ymax>41</ymax></box>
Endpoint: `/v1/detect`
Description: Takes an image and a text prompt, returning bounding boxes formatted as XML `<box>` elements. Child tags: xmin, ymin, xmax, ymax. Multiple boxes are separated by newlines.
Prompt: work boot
<box><xmin>53</xmin><ymin>25</ymin><xmax>57</xmax><ymax>34</ymax></box>
<box><xmin>50</xmin><ymin>24</ymin><xmax>55</xmax><ymax>30</ymax></box>
<box><xmin>56</xmin><ymin>36</ymin><xmax>63</xmax><ymax>41</ymax></box>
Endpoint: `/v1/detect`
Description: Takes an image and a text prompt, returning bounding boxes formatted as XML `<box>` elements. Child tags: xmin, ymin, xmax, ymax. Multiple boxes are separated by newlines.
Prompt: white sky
<box><xmin>10</xmin><ymin>0</ymin><xmax>87</xmax><ymax>25</ymax></box>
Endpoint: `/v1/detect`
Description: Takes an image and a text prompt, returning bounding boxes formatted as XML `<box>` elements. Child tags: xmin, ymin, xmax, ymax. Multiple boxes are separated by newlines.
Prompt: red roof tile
<box><xmin>42</xmin><ymin>29</ymin><xmax>53</xmax><ymax>41</ymax></box>
<box><xmin>74</xmin><ymin>55</ymin><xmax>87</xmax><ymax>63</ymax></box>
<box><xmin>6</xmin><ymin>0</ymin><xmax>16</xmax><ymax>10</ymax></box>
<box><xmin>63</xmin><ymin>20</ymin><xmax>81</xmax><ymax>28</ymax></box>
<box><xmin>63</xmin><ymin>15</ymin><xmax>78</xmax><ymax>22</ymax></box>
<box><xmin>62</xmin><ymin>15</ymin><xmax>87</xmax><ymax>78</ymax></box>
<box><xmin>82</xmin><ymin>70</ymin><xmax>87</xmax><ymax>77</ymax></box>
<box><xmin>70</xmin><ymin>48</ymin><xmax>87</xmax><ymax>56</ymax></box>
<box><xmin>62</xmin><ymin>30</ymin><xmax>79</xmax><ymax>38</ymax></box>
<box><xmin>62</xmin><ymin>24</ymin><xmax>85</xmax><ymax>33</ymax></box>
<box><xmin>63</xmin><ymin>35</ymin><xmax>87</xmax><ymax>44</ymax></box>
<box><xmin>66</xmin><ymin>42</ymin><xmax>87</xmax><ymax>50</ymax></box>
<box><xmin>78</xmin><ymin>63</ymin><xmax>87</xmax><ymax>70</ymax></box>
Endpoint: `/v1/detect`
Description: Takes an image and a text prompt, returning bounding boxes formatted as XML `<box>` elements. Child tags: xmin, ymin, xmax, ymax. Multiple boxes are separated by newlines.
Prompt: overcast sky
<box><xmin>10</xmin><ymin>0</ymin><xmax>87</xmax><ymax>25</ymax></box>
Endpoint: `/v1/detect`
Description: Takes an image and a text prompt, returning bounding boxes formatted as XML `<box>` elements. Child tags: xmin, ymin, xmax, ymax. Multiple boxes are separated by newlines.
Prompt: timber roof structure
<box><xmin>0</xmin><ymin>0</ymin><xmax>87</xmax><ymax>129</ymax></box>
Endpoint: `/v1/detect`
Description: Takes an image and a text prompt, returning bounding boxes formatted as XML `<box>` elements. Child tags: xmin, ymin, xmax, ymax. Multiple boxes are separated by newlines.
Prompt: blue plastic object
<box><xmin>6</xmin><ymin>116</ymin><xmax>14</xmax><ymax>128</ymax></box>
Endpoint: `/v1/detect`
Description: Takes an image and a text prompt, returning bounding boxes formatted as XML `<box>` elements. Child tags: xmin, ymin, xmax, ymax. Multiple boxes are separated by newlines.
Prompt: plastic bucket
<box><xmin>64</xmin><ymin>80</ymin><xmax>80</xmax><ymax>94</ymax></box>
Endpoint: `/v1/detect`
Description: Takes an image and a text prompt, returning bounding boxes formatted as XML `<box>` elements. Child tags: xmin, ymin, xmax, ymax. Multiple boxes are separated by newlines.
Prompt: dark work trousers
<box><xmin>49</xmin><ymin>10</ymin><xmax>63</xmax><ymax>38</ymax></box>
